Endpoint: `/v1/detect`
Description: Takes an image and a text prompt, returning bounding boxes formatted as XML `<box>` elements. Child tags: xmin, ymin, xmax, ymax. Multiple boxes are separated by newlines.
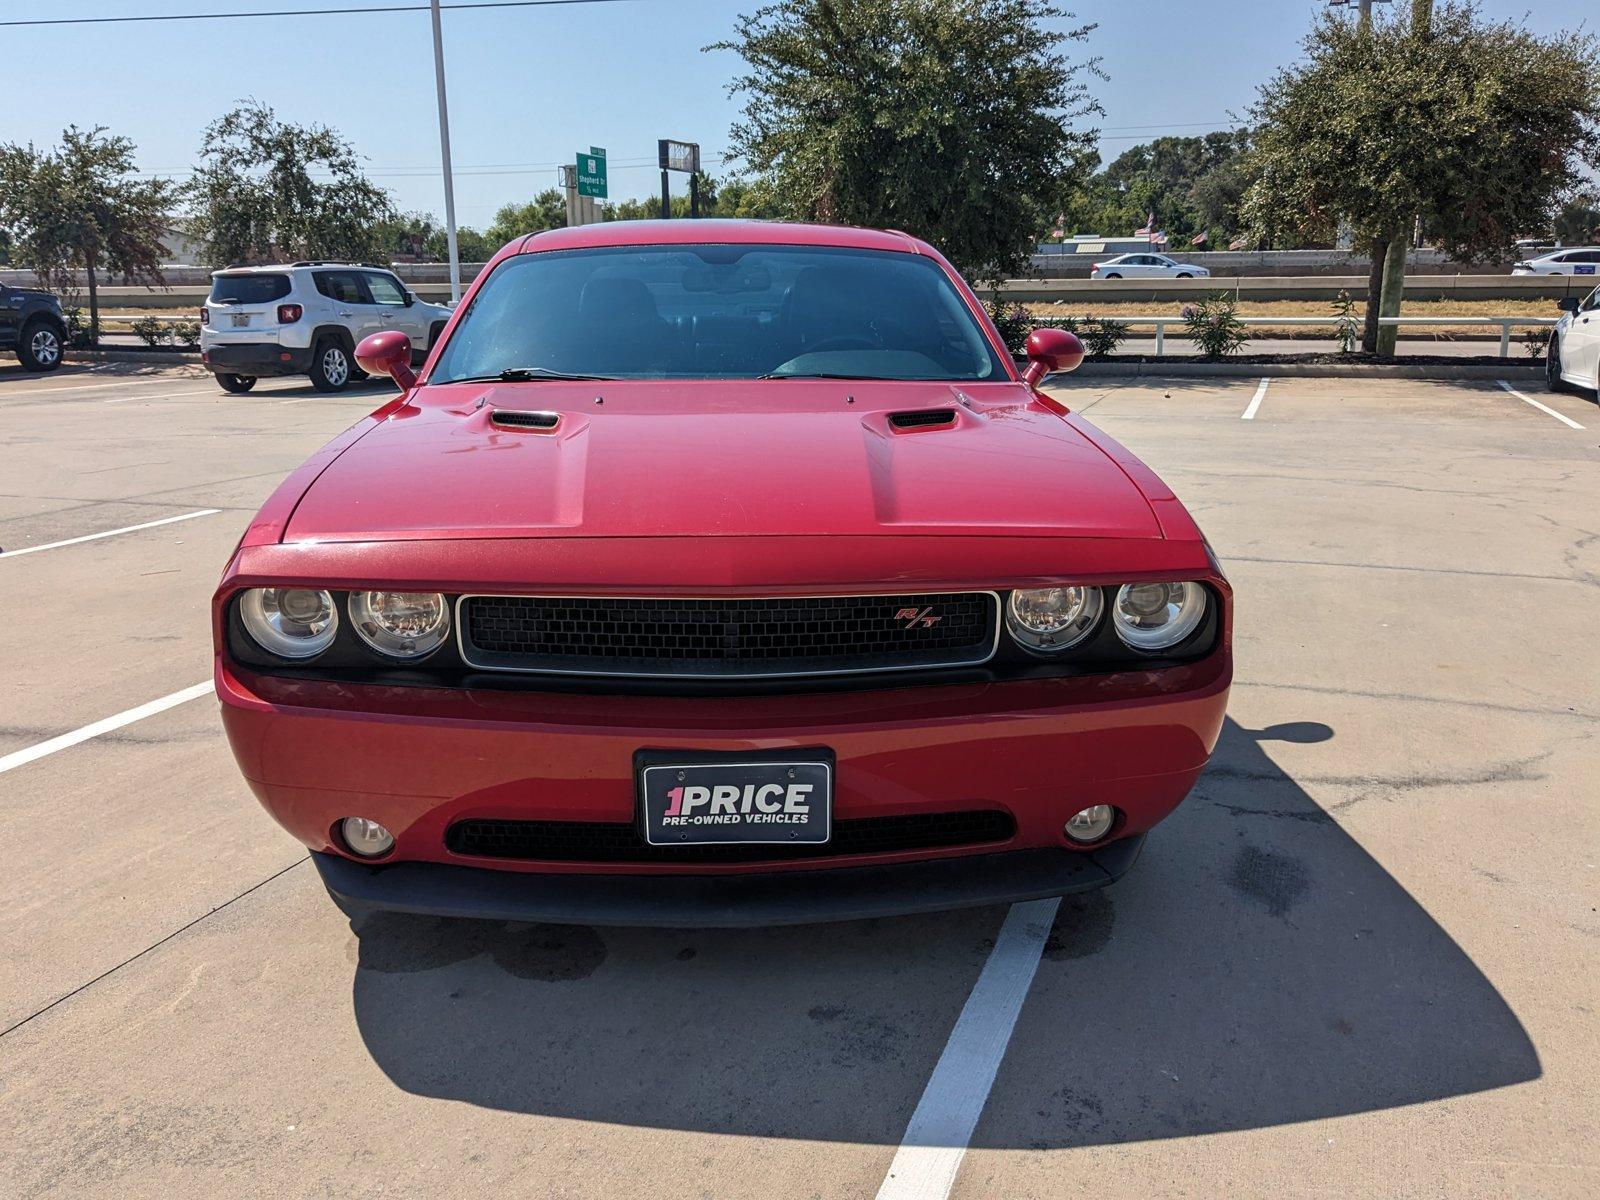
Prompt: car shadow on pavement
<box><xmin>346</xmin><ymin>716</ymin><xmax>1538</xmax><ymax>1148</ymax></box>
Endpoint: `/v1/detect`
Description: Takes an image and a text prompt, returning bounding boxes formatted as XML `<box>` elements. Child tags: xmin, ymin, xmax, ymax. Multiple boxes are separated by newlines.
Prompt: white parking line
<box><xmin>103</xmin><ymin>387</ymin><xmax>218</xmax><ymax>404</ymax></box>
<box><xmin>875</xmin><ymin>897</ymin><xmax>1060</xmax><ymax>1200</ymax></box>
<box><xmin>0</xmin><ymin>682</ymin><xmax>212</xmax><ymax>775</ymax></box>
<box><xmin>0</xmin><ymin>508</ymin><xmax>220</xmax><ymax>559</ymax></box>
<box><xmin>1</xmin><ymin>374</ymin><xmax>198</xmax><ymax>397</ymax></box>
<box><xmin>1242</xmin><ymin>377</ymin><xmax>1270</xmax><ymax>420</ymax></box>
<box><xmin>1497</xmin><ymin>380</ymin><xmax>1586</xmax><ymax>429</ymax></box>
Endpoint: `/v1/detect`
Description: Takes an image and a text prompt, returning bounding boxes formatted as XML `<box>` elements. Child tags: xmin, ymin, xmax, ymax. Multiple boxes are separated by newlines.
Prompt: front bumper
<box><xmin>314</xmin><ymin>837</ymin><xmax>1145</xmax><ymax>926</ymax></box>
<box><xmin>219</xmin><ymin>647</ymin><xmax>1228</xmax><ymax>923</ymax></box>
<box><xmin>201</xmin><ymin>341</ymin><xmax>313</xmax><ymax>377</ymax></box>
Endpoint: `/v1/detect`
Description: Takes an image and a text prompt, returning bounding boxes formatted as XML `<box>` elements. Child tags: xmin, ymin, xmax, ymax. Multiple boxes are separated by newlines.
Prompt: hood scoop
<box><xmin>489</xmin><ymin>408</ymin><xmax>561</xmax><ymax>431</ymax></box>
<box><xmin>888</xmin><ymin>407</ymin><xmax>958</xmax><ymax>431</ymax></box>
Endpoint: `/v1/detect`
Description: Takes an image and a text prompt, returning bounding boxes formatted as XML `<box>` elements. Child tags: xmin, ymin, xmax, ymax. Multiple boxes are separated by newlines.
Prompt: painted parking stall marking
<box><xmin>0</xmin><ymin>682</ymin><xmax>212</xmax><ymax>775</ymax></box>
<box><xmin>0</xmin><ymin>508</ymin><xmax>221</xmax><ymax>559</ymax></box>
<box><xmin>1242</xmin><ymin>376</ymin><xmax>1270</xmax><ymax>420</ymax></box>
<box><xmin>1497</xmin><ymin>379</ymin><xmax>1586</xmax><ymax>429</ymax></box>
<box><xmin>875</xmin><ymin>897</ymin><xmax>1060</xmax><ymax>1200</ymax></box>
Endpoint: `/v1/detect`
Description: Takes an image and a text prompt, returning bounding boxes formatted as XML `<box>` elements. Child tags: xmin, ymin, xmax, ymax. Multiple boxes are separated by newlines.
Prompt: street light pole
<box><xmin>429</xmin><ymin>0</ymin><xmax>461</xmax><ymax>303</ymax></box>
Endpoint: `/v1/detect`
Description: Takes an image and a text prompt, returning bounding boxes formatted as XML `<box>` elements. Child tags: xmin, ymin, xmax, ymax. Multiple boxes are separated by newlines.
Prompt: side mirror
<box><xmin>355</xmin><ymin>330</ymin><xmax>417</xmax><ymax>390</ymax></box>
<box><xmin>1022</xmin><ymin>327</ymin><xmax>1085</xmax><ymax>387</ymax></box>
<box><xmin>1557</xmin><ymin>297</ymin><xmax>1581</xmax><ymax>315</ymax></box>
<box><xmin>404</xmin><ymin>290</ymin><xmax>418</xmax><ymax>307</ymax></box>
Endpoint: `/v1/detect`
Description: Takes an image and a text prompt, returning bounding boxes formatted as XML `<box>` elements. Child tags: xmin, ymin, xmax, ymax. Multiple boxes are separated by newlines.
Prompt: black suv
<box><xmin>1</xmin><ymin>282</ymin><xmax>69</xmax><ymax>372</ymax></box>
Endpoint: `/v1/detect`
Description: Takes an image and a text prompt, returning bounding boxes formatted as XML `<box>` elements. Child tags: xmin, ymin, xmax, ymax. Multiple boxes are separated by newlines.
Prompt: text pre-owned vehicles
<box><xmin>214</xmin><ymin>220</ymin><xmax>1232</xmax><ymax>927</ymax></box>
<box><xmin>1090</xmin><ymin>252</ymin><xmax>1211</xmax><ymax>279</ymax></box>
<box><xmin>1512</xmin><ymin>247</ymin><xmax>1600</xmax><ymax>276</ymax></box>
<box><xmin>198</xmin><ymin>262</ymin><xmax>453</xmax><ymax>393</ymax></box>
<box><xmin>1548</xmin><ymin>287</ymin><xmax>1600</xmax><ymax>395</ymax></box>
<box><xmin>0</xmin><ymin>281</ymin><xmax>68</xmax><ymax>371</ymax></box>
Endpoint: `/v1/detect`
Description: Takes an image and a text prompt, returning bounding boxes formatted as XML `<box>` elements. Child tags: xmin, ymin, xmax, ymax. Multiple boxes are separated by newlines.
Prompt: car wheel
<box><xmin>309</xmin><ymin>338</ymin><xmax>353</xmax><ymax>392</ymax></box>
<box><xmin>17</xmin><ymin>320</ymin><xmax>64</xmax><ymax>372</ymax></box>
<box><xmin>1545</xmin><ymin>337</ymin><xmax>1574</xmax><ymax>394</ymax></box>
<box><xmin>216</xmin><ymin>373</ymin><xmax>257</xmax><ymax>394</ymax></box>
<box><xmin>1103</xmin><ymin>272</ymin><xmax>1122</xmax><ymax>279</ymax></box>
<box><xmin>1176</xmin><ymin>272</ymin><xmax>1194</xmax><ymax>278</ymax></box>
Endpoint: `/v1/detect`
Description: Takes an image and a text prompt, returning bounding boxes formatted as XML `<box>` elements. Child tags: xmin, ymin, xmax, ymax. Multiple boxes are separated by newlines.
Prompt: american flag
<box><xmin>1151</xmin><ymin>231</ymin><xmax>1169</xmax><ymax>246</ymax></box>
<box><xmin>1192</xmin><ymin>231</ymin><xmax>1209</xmax><ymax>246</ymax></box>
<box><xmin>1134</xmin><ymin>212</ymin><xmax>1155</xmax><ymax>236</ymax></box>
<box><xmin>1228</xmin><ymin>237</ymin><xmax>1249</xmax><ymax>250</ymax></box>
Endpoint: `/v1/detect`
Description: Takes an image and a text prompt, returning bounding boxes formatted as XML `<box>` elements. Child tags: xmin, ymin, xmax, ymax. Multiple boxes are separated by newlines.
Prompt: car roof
<box><xmin>517</xmin><ymin>219</ymin><xmax>926</xmax><ymax>256</ymax></box>
<box><xmin>210</xmin><ymin>262</ymin><xmax>385</xmax><ymax>276</ymax></box>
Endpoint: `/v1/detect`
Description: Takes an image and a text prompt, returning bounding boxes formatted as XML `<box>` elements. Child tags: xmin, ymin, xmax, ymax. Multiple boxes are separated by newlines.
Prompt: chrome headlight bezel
<box><xmin>1004</xmin><ymin>586</ymin><xmax>1104</xmax><ymax>654</ymax></box>
<box><xmin>1110</xmin><ymin>581</ymin><xmax>1209</xmax><ymax>652</ymax></box>
<box><xmin>238</xmin><ymin>587</ymin><xmax>339</xmax><ymax>660</ymax></box>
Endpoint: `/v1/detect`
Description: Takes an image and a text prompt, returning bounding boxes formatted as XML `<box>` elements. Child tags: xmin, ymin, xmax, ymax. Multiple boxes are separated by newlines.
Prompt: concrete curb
<box><xmin>66</xmin><ymin>348</ymin><xmax>201</xmax><ymax>365</ymax></box>
<box><xmin>1055</xmin><ymin>361</ymin><xmax>1545</xmax><ymax>381</ymax></box>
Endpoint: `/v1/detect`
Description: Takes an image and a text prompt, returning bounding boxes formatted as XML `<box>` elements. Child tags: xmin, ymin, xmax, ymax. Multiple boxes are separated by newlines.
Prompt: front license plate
<box><xmin>638</xmin><ymin>753</ymin><xmax>833</xmax><ymax>845</ymax></box>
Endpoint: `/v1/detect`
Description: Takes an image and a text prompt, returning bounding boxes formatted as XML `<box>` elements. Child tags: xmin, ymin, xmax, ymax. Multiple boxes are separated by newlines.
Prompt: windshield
<box><xmin>428</xmin><ymin>244</ymin><xmax>1008</xmax><ymax>383</ymax></box>
<box><xmin>209</xmin><ymin>273</ymin><xmax>291</xmax><ymax>304</ymax></box>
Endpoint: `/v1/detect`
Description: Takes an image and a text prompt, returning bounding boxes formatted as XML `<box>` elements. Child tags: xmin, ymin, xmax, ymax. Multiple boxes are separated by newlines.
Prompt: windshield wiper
<box><xmin>441</xmin><ymin>367</ymin><xmax>617</xmax><ymax>384</ymax></box>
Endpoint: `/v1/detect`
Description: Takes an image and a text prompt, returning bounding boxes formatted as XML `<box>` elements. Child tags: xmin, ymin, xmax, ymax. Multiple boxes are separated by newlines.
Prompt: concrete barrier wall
<box><xmin>8</xmin><ymin>269</ymin><xmax>1586</xmax><ymax>309</ymax></box>
<box><xmin>1025</xmin><ymin>246</ymin><xmax>1512</xmax><ymax>278</ymax></box>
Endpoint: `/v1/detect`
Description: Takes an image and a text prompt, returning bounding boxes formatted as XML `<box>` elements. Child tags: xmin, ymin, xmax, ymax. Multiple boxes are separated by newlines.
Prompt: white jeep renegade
<box><xmin>199</xmin><ymin>262</ymin><xmax>453</xmax><ymax>393</ymax></box>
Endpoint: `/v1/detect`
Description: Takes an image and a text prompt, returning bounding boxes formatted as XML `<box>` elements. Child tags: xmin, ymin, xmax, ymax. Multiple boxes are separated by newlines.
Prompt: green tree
<box><xmin>187</xmin><ymin>101</ymin><xmax>396</xmax><ymax>266</ymax></box>
<box><xmin>382</xmin><ymin>211</ymin><xmax>492</xmax><ymax>262</ymax></box>
<box><xmin>0</xmin><ymin>126</ymin><xmax>175</xmax><ymax>343</ymax></box>
<box><xmin>709</xmin><ymin>0</ymin><xmax>1101</xmax><ymax>281</ymax></box>
<box><xmin>713</xmin><ymin>174</ymin><xmax>787</xmax><ymax>219</ymax></box>
<box><xmin>1244</xmin><ymin>3</ymin><xmax>1600</xmax><ymax>353</ymax></box>
<box><xmin>1553</xmin><ymin>191</ymin><xmax>1600</xmax><ymax>245</ymax></box>
<box><xmin>484</xmin><ymin>189</ymin><xmax>568</xmax><ymax>247</ymax></box>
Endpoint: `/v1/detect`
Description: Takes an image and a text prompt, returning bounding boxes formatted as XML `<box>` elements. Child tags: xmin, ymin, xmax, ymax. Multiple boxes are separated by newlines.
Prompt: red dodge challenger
<box><xmin>214</xmin><ymin>220</ymin><xmax>1231</xmax><ymax>926</ymax></box>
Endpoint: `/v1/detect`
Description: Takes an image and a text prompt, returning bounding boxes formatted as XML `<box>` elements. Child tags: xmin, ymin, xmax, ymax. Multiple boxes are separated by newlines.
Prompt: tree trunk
<box><xmin>85</xmin><ymin>257</ymin><xmax>100</xmax><ymax>347</ymax></box>
<box><xmin>1362</xmin><ymin>236</ymin><xmax>1388</xmax><ymax>353</ymax></box>
<box><xmin>1376</xmin><ymin>233</ymin><xmax>1408</xmax><ymax>357</ymax></box>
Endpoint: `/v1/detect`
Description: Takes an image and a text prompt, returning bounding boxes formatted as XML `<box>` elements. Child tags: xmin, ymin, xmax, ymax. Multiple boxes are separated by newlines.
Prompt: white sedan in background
<box><xmin>1090</xmin><ymin>253</ymin><xmax>1211</xmax><ymax>279</ymax></box>
<box><xmin>1512</xmin><ymin>247</ymin><xmax>1600</xmax><ymax>276</ymax></box>
<box><xmin>1547</xmin><ymin>287</ymin><xmax>1600</xmax><ymax>395</ymax></box>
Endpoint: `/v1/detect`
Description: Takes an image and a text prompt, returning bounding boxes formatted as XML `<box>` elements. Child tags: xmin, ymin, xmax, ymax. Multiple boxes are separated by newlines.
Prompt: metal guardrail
<box><xmin>1038</xmin><ymin>314</ymin><xmax>1560</xmax><ymax>358</ymax></box>
<box><xmin>102</xmin><ymin>313</ymin><xmax>1562</xmax><ymax>359</ymax></box>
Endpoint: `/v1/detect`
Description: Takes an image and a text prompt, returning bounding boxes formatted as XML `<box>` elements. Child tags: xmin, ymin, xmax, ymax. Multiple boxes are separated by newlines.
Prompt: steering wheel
<box><xmin>804</xmin><ymin>335</ymin><xmax>877</xmax><ymax>353</ymax></box>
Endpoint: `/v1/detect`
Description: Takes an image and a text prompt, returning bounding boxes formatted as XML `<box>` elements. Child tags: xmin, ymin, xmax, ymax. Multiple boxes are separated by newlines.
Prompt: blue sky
<box><xmin>3</xmin><ymin>0</ymin><xmax>1588</xmax><ymax>228</ymax></box>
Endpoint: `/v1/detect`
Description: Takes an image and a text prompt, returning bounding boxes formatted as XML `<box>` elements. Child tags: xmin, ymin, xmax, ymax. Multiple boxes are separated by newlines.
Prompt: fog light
<box><xmin>1064</xmin><ymin>804</ymin><xmax>1115</xmax><ymax>844</ymax></box>
<box><xmin>341</xmin><ymin>816</ymin><xmax>394</xmax><ymax>858</ymax></box>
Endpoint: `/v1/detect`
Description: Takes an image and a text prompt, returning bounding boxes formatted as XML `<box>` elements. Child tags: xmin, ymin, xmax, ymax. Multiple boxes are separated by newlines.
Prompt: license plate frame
<box><xmin>635</xmin><ymin>749</ymin><xmax>834</xmax><ymax>846</ymax></box>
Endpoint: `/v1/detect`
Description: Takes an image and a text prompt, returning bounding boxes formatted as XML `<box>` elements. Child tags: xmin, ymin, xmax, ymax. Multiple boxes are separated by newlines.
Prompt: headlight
<box><xmin>239</xmin><ymin>587</ymin><xmax>338</xmax><ymax>659</ymax></box>
<box><xmin>1111</xmin><ymin>582</ymin><xmax>1207</xmax><ymax>651</ymax></box>
<box><xmin>348</xmin><ymin>591</ymin><xmax>450</xmax><ymax>659</ymax></box>
<box><xmin>1006</xmin><ymin>586</ymin><xmax>1102</xmax><ymax>653</ymax></box>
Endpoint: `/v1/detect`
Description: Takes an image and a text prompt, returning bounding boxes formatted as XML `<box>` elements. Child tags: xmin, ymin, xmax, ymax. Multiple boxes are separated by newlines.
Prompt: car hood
<box><xmin>284</xmin><ymin>380</ymin><xmax>1162</xmax><ymax>542</ymax></box>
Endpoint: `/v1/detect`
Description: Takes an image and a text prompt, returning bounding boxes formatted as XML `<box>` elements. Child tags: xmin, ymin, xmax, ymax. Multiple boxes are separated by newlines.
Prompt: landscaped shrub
<box><xmin>130</xmin><ymin>315</ymin><xmax>171</xmax><ymax>348</ymax></box>
<box><xmin>62</xmin><ymin>306</ymin><xmax>93</xmax><ymax>348</ymax></box>
<box><xmin>1332</xmin><ymin>289</ymin><xmax>1359</xmax><ymax>354</ymax></box>
<box><xmin>172</xmin><ymin>320</ymin><xmax>201</xmax><ymax>349</ymax></box>
<box><xmin>1181</xmin><ymin>294</ymin><xmax>1248</xmax><ymax>359</ymax></box>
<box><xmin>1060</xmin><ymin>314</ymin><xmax>1129</xmax><ymax>359</ymax></box>
<box><xmin>987</xmin><ymin>295</ymin><xmax>1032</xmax><ymax>355</ymax></box>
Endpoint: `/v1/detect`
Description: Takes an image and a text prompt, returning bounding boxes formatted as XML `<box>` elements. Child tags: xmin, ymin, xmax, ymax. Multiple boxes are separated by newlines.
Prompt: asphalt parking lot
<box><xmin>1</xmin><ymin>361</ymin><xmax>1596</xmax><ymax>1198</ymax></box>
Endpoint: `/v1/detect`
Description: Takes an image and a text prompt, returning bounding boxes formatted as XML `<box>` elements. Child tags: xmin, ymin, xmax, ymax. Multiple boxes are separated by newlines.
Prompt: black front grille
<box><xmin>460</xmin><ymin>593</ymin><xmax>998</xmax><ymax>678</ymax></box>
<box><xmin>446</xmin><ymin>809</ymin><xmax>1016</xmax><ymax>864</ymax></box>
